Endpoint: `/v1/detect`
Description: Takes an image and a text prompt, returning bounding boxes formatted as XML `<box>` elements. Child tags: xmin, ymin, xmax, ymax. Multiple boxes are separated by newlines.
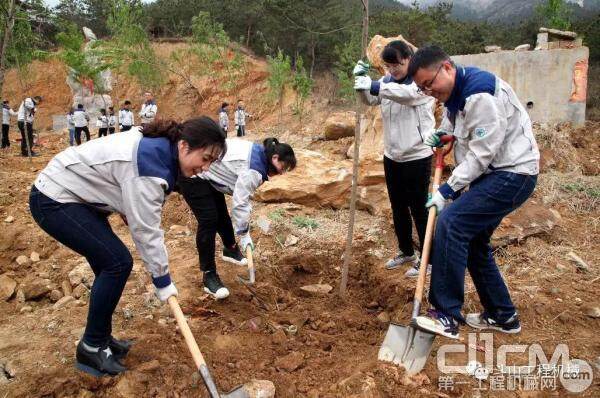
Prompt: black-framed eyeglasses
<box><xmin>417</xmin><ymin>63</ymin><xmax>443</xmax><ymax>93</ymax></box>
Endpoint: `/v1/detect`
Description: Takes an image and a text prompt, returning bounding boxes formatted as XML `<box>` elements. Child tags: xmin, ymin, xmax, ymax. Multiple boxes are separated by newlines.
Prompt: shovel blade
<box><xmin>378</xmin><ymin>322</ymin><xmax>435</xmax><ymax>375</ymax></box>
<box><xmin>221</xmin><ymin>385</ymin><xmax>251</xmax><ymax>398</ymax></box>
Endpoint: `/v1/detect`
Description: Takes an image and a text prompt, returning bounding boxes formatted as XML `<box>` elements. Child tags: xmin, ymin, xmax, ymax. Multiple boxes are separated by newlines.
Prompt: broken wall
<box><xmin>452</xmin><ymin>47</ymin><xmax>589</xmax><ymax>126</ymax></box>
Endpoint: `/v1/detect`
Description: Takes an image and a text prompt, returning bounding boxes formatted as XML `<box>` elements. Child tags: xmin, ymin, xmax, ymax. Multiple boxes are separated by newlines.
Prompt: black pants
<box><xmin>30</xmin><ymin>186</ymin><xmax>133</xmax><ymax>346</ymax></box>
<box><xmin>236</xmin><ymin>125</ymin><xmax>245</xmax><ymax>137</ymax></box>
<box><xmin>178</xmin><ymin>177</ymin><xmax>236</xmax><ymax>273</ymax></box>
<box><xmin>1</xmin><ymin>124</ymin><xmax>9</xmax><ymax>148</ymax></box>
<box><xmin>109</xmin><ymin>127</ymin><xmax>115</xmax><ymax>134</ymax></box>
<box><xmin>75</xmin><ymin>126</ymin><xmax>91</xmax><ymax>145</ymax></box>
<box><xmin>384</xmin><ymin>155</ymin><xmax>432</xmax><ymax>256</ymax></box>
<box><xmin>121</xmin><ymin>125</ymin><xmax>132</xmax><ymax>132</ymax></box>
<box><xmin>18</xmin><ymin>121</ymin><xmax>34</xmax><ymax>155</ymax></box>
<box><xmin>98</xmin><ymin>128</ymin><xmax>108</xmax><ymax>137</ymax></box>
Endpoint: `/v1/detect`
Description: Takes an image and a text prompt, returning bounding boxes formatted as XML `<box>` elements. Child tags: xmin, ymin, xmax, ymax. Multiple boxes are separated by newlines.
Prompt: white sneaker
<box><xmin>404</xmin><ymin>263</ymin><xmax>432</xmax><ymax>278</ymax></box>
<box><xmin>385</xmin><ymin>252</ymin><xmax>417</xmax><ymax>270</ymax></box>
<box><xmin>414</xmin><ymin>309</ymin><xmax>459</xmax><ymax>339</ymax></box>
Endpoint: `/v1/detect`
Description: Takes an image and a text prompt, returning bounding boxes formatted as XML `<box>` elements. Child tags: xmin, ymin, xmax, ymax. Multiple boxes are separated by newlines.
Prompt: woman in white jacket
<box><xmin>30</xmin><ymin>117</ymin><xmax>226</xmax><ymax>377</ymax></box>
<box><xmin>353</xmin><ymin>40</ymin><xmax>436</xmax><ymax>277</ymax></box>
<box><xmin>179</xmin><ymin>137</ymin><xmax>296</xmax><ymax>299</ymax></box>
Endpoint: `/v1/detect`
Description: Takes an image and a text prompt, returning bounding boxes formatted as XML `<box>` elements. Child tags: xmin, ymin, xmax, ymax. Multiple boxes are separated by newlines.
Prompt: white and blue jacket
<box><xmin>139</xmin><ymin>100</ymin><xmax>157</xmax><ymax>124</ymax></box>
<box><xmin>2</xmin><ymin>104</ymin><xmax>17</xmax><ymax>125</ymax></box>
<box><xmin>34</xmin><ymin>128</ymin><xmax>178</xmax><ymax>289</ymax></box>
<box><xmin>197</xmin><ymin>138</ymin><xmax>268</xmax><ymax>234</ymax></box>
<box><xmin>438</xmin><ymin>66</ymin><xmax>540</xmax><ymax>200</ymax></box>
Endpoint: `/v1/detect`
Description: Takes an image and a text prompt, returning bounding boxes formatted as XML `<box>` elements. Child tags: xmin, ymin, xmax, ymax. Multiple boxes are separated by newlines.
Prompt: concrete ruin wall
<box><xmin>452</xmin><ymin>47</ymin><xmax>589</xmax><ymax>126</ymax></box>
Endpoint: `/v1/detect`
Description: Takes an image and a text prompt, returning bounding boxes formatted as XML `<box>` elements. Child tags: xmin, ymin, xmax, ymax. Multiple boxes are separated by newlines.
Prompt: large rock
<box><xmin>21</xmin><ymin>278</ymin><xmax>53</xmax><ymax>300</ymax></box>
<box><xmin>323</xmin><ymin>111</ymin><xmax>356</xmax><ymax>140</ymax></box>
<box><xmin>274</xmin><ymin>352</ymin><xmax>304</xmax><ymax>372</ymax></box>
<box><xmin>0</xmin><ymin>274</ymin><xmax>17</xmax><ymax>301</ymax></box>
<box><xmin>492</xmin><ymin>201</ymin><xmax>561</xmax><ymax>247</ymax></box>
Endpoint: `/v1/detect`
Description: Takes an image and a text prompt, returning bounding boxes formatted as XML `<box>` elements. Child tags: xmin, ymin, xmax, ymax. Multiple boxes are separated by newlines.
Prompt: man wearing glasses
<box><xmin>353</xmin><ymin>40</ymin><xmax>436</xmax><ymax>278</ymax></box>
<box><xmin>407</xmin><ymin>46</ymin><xmax>539</xmax><ymax>339</ymax></box>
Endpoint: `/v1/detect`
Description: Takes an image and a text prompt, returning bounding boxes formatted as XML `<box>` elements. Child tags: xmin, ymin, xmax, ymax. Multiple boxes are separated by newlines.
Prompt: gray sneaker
<box><xmin>385</xmin><ymin>252</ymin><xmax>417</xmax><ymax>270</ymax></box>
<box><xmin>404</xmin><ymin>262</ymin><xmax>432</xmax><ymax>278</ymax></box>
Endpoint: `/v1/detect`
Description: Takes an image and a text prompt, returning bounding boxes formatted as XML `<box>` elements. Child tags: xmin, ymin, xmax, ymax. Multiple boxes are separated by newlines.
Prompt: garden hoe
<box><xmin>237</xmin><ymin>246</ymin><xmax>255</xmax><ymax>285</ymax></box>
<box><xmin>168</xmin><ymin>296</ymin><xmax>250</xmax><ymax>398</ymax></box>
<box><xmin>378</xmin><ymin>135</ymin><xmax>455</xmax><ymax>375</ymax></box>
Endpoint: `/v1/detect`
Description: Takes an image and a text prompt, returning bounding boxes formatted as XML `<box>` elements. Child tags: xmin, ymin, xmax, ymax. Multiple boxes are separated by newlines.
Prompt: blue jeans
<box><xmin>29</xmin><ymin>186</ymin><xmax>133</xmax><ymax>346</ymax></box>
<box><xmin>69</xmin><ymin>127</ymin><xmax>75</xmax><ymax>146</ymax></box>
<box><xmin>429</xmin><ymin>171</ymin><xmax>537</xmax><ymax>324</ymax></box>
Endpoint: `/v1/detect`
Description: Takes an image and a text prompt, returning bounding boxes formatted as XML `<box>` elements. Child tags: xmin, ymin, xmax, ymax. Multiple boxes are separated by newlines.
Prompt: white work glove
<box><xmin>352</xmin><ymin>60</ymin><xmax>370</xmax><ymax>76</ymax></box>
<box><xmin>354</xmin><ymin>75</ymin><xmax>373</xmax><ymax>91</ymax></box>
<box><xmin>426</xmin><ymin>191</ymin><xmax>447</xmax><ymax>214</ymax></box>
<box><xmin>424</xmin><ymin>129</ymin><xmax>449</xmax><ymax>148</ymax></box>
<box><xmin>155</xmin><ymin>282</ymin><xmax>178</xmax><ymax>302</ymax></box>
<box><xmin>239</xmin><ymin>233</ymin><xmax>254</xmax><ymax>251</ymax></box>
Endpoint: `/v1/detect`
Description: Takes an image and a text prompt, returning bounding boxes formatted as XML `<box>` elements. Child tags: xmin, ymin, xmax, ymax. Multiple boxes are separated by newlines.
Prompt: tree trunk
<box><xmin>0</xmin><ymin>0</ymin><xmax>17</xmax><ymax>96</ymax></box>
<box><xmin>309</xmin><ymin>37</ymin><xmax>316</xmax><ymax>79</ymax></box>
<box><xmin>246</xmin><ymin>24</ymin><xmax>251</xmax><ymax>48</ymax></box>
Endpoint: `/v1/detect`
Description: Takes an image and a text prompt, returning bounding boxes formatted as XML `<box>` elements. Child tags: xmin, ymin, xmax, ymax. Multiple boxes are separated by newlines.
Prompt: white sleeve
<box><xmin>25</xmin><ymin>98</ymin><xmax>34</xmax><ymax>110</ymax></box>
<box><xmin>121</xmin><ymin>176</ymin><xmax>170</xmax><ymax>283</ymax></box>
<box><xmin>358</xmin><ymin>89</ymin><xmax>381</xmax><ymax>106</ymax></box>
<box><xmin>377</xmin><ymin>82</ymin><xmax>433</xmax><ymax>106</ymax></box>
<box><xmin>9</xmin><ymin>108</ymin><xmax>17</xmax><ymax>116</ymax></box>
<box><xmin>447</xmin><ymin>94</ymin><xmax>507</xmax><ymax>192</ymax></box>
<box><xmin>231</xmin><ymin>169</ymin><xmax>264</xmax><ymax>234</ymax></box>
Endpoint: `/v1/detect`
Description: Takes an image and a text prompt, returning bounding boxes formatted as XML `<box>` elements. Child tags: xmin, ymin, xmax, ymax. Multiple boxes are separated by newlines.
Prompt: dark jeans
<box><xmin>121</xmin><ymin>125</ymin><xmax>132</xmax><ymax>132</ymax></box>
<box><xmin>384</xmin><ymin>155</ymin><xmax>432</xmax><ymax>256</ymax></box>
<box><xmin>29</xmin><ymin>186</ymin><xmax>133</xmax><ymax>346</ymax></box>
<box><xmin>429</xmin><ymin>171</ymin><xmax>537</xmax><ymax>323</ymax></box>
<box><xmin>178</xmin><ymin>177</ymin><xmax>236</xmax><ymax>273</ymax></box>
<box><xmin>98</xmin><ymin>127</ymin><xmax>108</xmax><ymax>137</ymax></box>
<box><xmin>109</xmin><ymin>127</ymin><xmax>115</xmax><ymax>134</ymax></box>
<box><xmin>18</xmin><ymin>121</ymin><xmax>34</xmax><ymax>155</ymax></box>
<box><xmin>1</xmin><ymin>124</ymin><xmax>9</xmax><ymax>148</ymax></box>
<box><xmin>68</xmin><ymin>127</ymin><xmax>75</xmax><ymax>146</ymax></box>
<box><xmin>75</xmin><ymin>126</ymin><xmax>91</xmax><ymax>145</ymax></box>
<box><xmin>236</xmin><ymin>125</ymin><xmax>245</xmax><ymax>137</ymax></box>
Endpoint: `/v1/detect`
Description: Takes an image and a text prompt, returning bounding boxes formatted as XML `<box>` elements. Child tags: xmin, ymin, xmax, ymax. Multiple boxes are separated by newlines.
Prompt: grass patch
<box><xmin>292</xmin><ymin>215</ymin><xmax>319</xmax><ymax>230</ymax></box>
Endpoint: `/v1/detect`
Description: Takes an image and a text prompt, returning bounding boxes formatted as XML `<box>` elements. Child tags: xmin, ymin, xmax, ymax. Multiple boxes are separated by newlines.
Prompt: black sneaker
<box><xmin>109</xmin><ymin>336</ymin><xmax>132</xmax><ymax>361</ymax></box>
<box><xmin>466</xmin><ymin>312</ymin><xmax>521</xmax><ymax>334</ymax></box>
<box><xmin>75</xmin><ymin>341</ymin><xmax>127</xmax><ymax>377</ymax></box>
<box><xmin>221</xmin><ymin>244</ymin><xmax>248</xmax><ymax>266</ymax></box>
<box><xmin>203</xmin><ymin>271</ymin><xmax>230</xmax><ymax>299</ymax></box>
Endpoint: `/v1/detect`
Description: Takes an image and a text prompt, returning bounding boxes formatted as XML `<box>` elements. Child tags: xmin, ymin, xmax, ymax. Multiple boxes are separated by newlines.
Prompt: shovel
<box><xmin>237</xmin><ymin>246</ymin><xmax>255</xmax><ymax>285</ymax></box>
<box><xmin>168</xmin><ymin>296</ymin><xmax>250</xmax><ymax>398</ymax></box>
<box><xmin>378</xmin><ymin>135</ymin><xmax>455</xmax><ymax>375</ymax></box>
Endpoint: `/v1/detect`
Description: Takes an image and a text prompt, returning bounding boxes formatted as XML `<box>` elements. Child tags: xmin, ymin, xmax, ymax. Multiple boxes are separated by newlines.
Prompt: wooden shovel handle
<box><xmin>168</xmin><ymin>295</ymin><xmax>207</xmax><ymax>369</ymax></box>
<box><xmin>246</xmin><ymin>246</ymin><xmax>254</xmax><ymax>272</ymax></box>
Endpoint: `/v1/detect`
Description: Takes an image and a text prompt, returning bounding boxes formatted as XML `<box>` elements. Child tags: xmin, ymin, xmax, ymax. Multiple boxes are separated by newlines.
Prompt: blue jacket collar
<box><xmin>249</xmin><ymin>143</ymin><xmax>269</xmax><ymax>182</ymax></box>
<box><xmin>445</xmin><ymin>65</ymin><xmax>497</xmax><ymax>116</ymax></box>
<box><xmin>137</xmin><ymin>137</ymin><xmax>179</xmax><ymax>194</ymax></box>
<box><xmin>144</xmin><ymin>100</ymin><xmax>156</xmax><ymax>106</ymax></box>
<box><xmin>383</xmin><ymin>74</ymin><xmax>413</xmax><ymax>85</ymax></box>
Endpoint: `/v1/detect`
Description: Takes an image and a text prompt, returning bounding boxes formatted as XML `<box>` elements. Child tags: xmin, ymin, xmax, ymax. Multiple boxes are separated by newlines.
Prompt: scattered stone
<box><xmin>49</xmin><ymin>289</ymin><xmax>63</xmax><ymax>302</ymax></box>
<box><xmin>271</xmin><ymin>329</ymin><xmax>287</xmax><ymax>345</ymax></box>
<box><xmin>300</xmin><ymin>284</ymin><xmax>332</xmax><ymax>296</ymax></box>
<box><xmin>15</xmin><ymin>255</ymin><xmax>29</xmax><ymax>266</ymax></box>
<box><xmin>556</xmin><ymin>263</ymin><xmax>567</xmax><ymax>271</ymax></box>
<box><xmin>190</xmin><ymin>371</ymin><xmax>201</xmax><ymax>388</ymax></box>
<box><xmin>158</xmin><ymin>318</ymin><xmax>167</xmax><ymax>326</ymax></box>
<box><xmin>53</xmin><ymin>295</ymin><xmax>75</xmax><ymax>310</ymax></box>
<box><xmin>61</xmin><ymin>280</ymin><xmax>72</xmax><ymax>297</ymax></box>
<box><xmin>19</xmin><ymin>306</ymin><xmax>33</xmax><ymax>313</ymax></box>
<box><xmin>514</xmin><ymin>44</ymin><xmax>531</xmax><ymax>51</ymax></box>
<box><xmin>30</xmin><ymin>251</ymin><xmax>40</xmax><ymax>263</ymax></box>
<box><xmin>142</xmin><ymin>292</ymin><xmax>160</xmax><ymax>308</ymax></box>
<box><xmin>323</xmin><ymin>111</ymin><xmax>356</xmax><ymax>140</ymax></box>
<box><xmin>274</xmin><ymin>351</ymin><xmax>304</xmax><ymax>372</ymax></box>
<box><xmin>72</xmin><ymin>283</ymin><xmax>89</xmax><ymax>299</ymax></box>
<box><xmin>169</xmin><ymin>224</ymin><xmax>191</xmax><ymax>236</ymax></box>
<box><xmin>4</xmin><ymin>216</ymin><xmax>14</xmax><ymax>223</ymax></box>
<box><xmin>242</xmin><ymin>379</ymin><xmax>276</xmax><ymax>398</ymax></box>
<box><xmin>366</xmin><ymin>301</ymin><xmax>379</xmax><ymax>310</ymax></box>
<box><xmin>256</xmin><ymin>216</ymin><xmax>272</xmax><ymax>234</ymax></box>
<box><xmin>68</xmin><ymin>263</ymin><xmax>95</xmax><ymax>288</ymax></box>
<box><xmin>566</xmin><ymin>252</ymin><xmax>590</xmax><ymax>272</ymax></box>
<box><xmin>493</xmin><ymin>202</ymin><xmax>561</xmax><ymax>247</ymax></box>
<box><xmin>15</xmin><ymin>289</ymin><xmax>25</xmax><ymax>303</ymax></box>
<box><xmin>245</xmin><ymin>316</ymin><xmax>263</xmax><ymax>332</ymax></box>
<box><xmin>558</xmin><ymin>313</ymin><xmax>571</xmax><ymax>324</ymax></box>
<box><xmin>376</xmin><ymin>311</ymin><xmax>390</xmax><ymax>324</ymax></box>
<box><xmin>123</xmin><ymin>307</ymin><xmax>133</xmax><ymax>320</ymax></box>
<box><xmin>22</xmin><ymin>278</ymin><xmax>52</xmax><ymax>300</ymax></box>
<box><xmin>549</xmin><ymin>287</ymin><xmax>560</xmax><ymax>296</ymax></box>
<box><xmin>284</xmin><ymin>235</ymin><xmax>299</xmax><ymax>247</ymax></box>
<box><xmin>574</xmin><ymin>297</ymin><xmax>582</xmax><ymax>305</ymax></box>
<box><xmin>214</xmin><ymin>334</ymin><xmax>240</xmax><ymax>351</ymax></box>
<box><xmin>583</xmin><ymin>306</ymin><xmax>600</xmax><ymax>319</ymax></box>
<box><xmin>485</xmin><ymin>45</ymin><xmax>502</xmax><ymax>53</ymax></box>
<box><xmin>0</xmin><ymin>274</ymin><xmax>17</xmax><ymax>301</ymax></box>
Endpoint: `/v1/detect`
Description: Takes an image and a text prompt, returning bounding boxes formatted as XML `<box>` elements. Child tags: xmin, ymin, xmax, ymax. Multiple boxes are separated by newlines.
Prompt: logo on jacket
<box><xmin>475</xmin><ymin>127</ymin><xmax>487</xmax><ymax>138</ymax></box>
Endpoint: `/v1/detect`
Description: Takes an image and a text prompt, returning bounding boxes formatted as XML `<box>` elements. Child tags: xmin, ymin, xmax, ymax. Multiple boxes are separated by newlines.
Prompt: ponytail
<box><xmin>143</xmin><ymin>116</ymin><xmax>227</xmax><ymax>157</ymax></box>
<box><xmin>263</xmin><ymin>137</ymin><xmax>297</xmax><ymax>172</ymax></box>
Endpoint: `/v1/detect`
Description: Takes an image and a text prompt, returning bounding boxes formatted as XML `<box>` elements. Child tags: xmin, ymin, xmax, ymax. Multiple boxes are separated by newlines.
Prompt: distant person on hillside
<box><xmin>234</xmin><ymin>99</ymin><xmax>252</xmax><ymax>137</ymax></box>
<box><xmin>353</xmin><ymin>40</ymin><xmax>435</xmax><ymax>277</ymax></box>
<box><xmin>97</xmin><ymin>108</ymin><xmax>109</xmax><ymax>138</ymax></box>
<box><xmin>17</xmin><ymin>95</ymin><xmax>42</xmax><ymax>156</ymax></box>
<box><xmin>218</xmin><ymin>102</ymin><xmax>229</xmax><ymax>134</ymax></box>
<box><xmin>73</xmin><ymin>104</ymin><xmax>91</xmax><ymax>145</ymax></box>
<box><xmin>66</xmin><ymin>107</ymin><xmax>75</xmax><ymax>146</ymax></box>
<box><xmin>139</xmin><ymin>92</ymin><xmax>157</xmax><ymax>128</ymax></box>
<box><xmin>108</xmin><ymin>107</ymin><xmax>117</xmax><ymax>134</ymax></box>
<box><xmin>179</xmin><ymin>137</ymin><xmax>296</xmax><ymax>299</ymax></box>
<box><xmin>2</xmin><ymin>100</ymin><xmax>18</xmax><ymax>149</ymax></box>
<box><xmin>119</xmin><ymin>101</ymin><xmax>134</xmax><ymax>132</ymax></box>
